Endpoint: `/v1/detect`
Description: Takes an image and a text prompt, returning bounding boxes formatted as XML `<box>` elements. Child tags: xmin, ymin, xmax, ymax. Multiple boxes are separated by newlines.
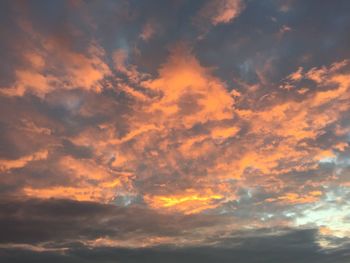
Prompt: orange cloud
<box><xmin>20</xmin><ymin>156</ymin><xmax>134</xmax><ymax>203</ymax></box>
<box><xmin>0</xmin><ymin>149</ymin><xmax>48</xmax><ymax>172</ymax></box>
<box><xmin>287</xmin><ymin>66</ymin><xmax>303</xmax><ymax>82</ymax></box>
<box><xmin>143</xmin><ymin>44</ymin><xmax>234</xmax><ymax>127</ymax></box>
<box><xmin>8</xmin><ymin>40</ymin><xmax>348</xmax><ymax>221</ymax></box>
<box><xmin>22</xmin><ymin>186</ymin><xmax>114</xmax><ymax>202</ymax></box>
<box><xmin>0</xmin><ymin>20</ymin><xmax>110</xmax><ymax>98</ymax></box>
<box><xmin>65</xmin><ymin>52</ymin><xmax>350</xmax><ymax>217</ymax></box>
<box><xmin>145</xmin><ymin>189</ymin><xmax>224</xmax><ymax>214</ymax></box>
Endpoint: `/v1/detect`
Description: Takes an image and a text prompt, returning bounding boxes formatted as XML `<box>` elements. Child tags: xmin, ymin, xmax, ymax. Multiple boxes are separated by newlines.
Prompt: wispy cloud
<box><xmin>196</xmin><ymin>0</ymin><xmax>245</xmax><ymax>26</ymax></box>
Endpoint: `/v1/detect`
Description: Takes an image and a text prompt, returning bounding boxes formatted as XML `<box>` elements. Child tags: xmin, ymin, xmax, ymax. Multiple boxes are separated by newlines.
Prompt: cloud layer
<box><xmin>1</xmin><ymin>0</ymin><xmax>350</xmax><ymax>262</ymax></box>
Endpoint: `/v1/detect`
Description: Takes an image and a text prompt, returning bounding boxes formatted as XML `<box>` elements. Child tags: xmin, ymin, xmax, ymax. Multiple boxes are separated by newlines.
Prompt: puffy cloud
<box><xmin>143</xmin><ymin>44</ymin><xmax>234</xmax><ymax>127</ymax></box>
<box><xmin>0</xmin><ymin>15</ymin><xmax>110</xmax><ymax>98</ymax></box>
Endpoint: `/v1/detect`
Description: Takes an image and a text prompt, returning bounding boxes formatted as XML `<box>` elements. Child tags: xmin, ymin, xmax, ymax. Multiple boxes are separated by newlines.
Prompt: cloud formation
<box><xmin>0</xmin><ymin>0</ymin><xmax>350</xmax><ymax>262</ymax></box>
<box><xmin>196</xmin><ymin>0</ymin><xmax>245</xmax><ymax>26</ymax></box>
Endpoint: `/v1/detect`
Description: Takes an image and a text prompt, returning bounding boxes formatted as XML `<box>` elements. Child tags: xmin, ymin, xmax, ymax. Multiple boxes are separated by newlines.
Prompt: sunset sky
<box><xmin>1</xmin><ymin>0</ymin><xmax>350</xmax><ymax>262</ymax></box>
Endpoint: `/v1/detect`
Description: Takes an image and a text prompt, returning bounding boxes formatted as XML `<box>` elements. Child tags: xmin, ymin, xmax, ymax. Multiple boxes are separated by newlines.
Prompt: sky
<box><xmin>0</xmin><ymin>0</ymin><xmax>350</xmax><ymax>262</ymax></box>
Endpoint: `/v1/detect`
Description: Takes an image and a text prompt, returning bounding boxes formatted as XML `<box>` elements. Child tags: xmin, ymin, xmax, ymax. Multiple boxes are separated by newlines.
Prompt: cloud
<box><xmin>0</xmin><ymin>42</ymin><xmax>110</xmax><ymax>98</ymax></box>
<box><xmin>0</xmin><ymin>198</ymin><xmax>229</xmax><ymax>247</ymax></box>
<box><xmin>143</xmin><ymin>43</ymin><xmax>234</xmax><ymax>127</ymax></box>
<box><xmin>3</xmin><ymin>46</ymin><xmax>349</xmax><ymax>219</ymax></box>
<box><xmin>144</xmin><ymin>189</ymin><xmax>224</xmax><ymax>214</ymax></box>
<box><xmin>140</xmin><ymin>21</ymin><xmax>157</xmax><ymax>41</ymax></box>
<box><xmin>21</xmin><ymin>155</ymin><xmax>133</xmax><ymax>203</ymax></box>
<box><xmin>0</xmin><ymin>12</ymin><xmax>111</xmax><ymax>98</ymax></box>
<box><xmin>0</xmin><ymin>149</ymin><xmax>48</xmax><ymax>173</ymax></box>
<box><xmin>1</xmin><ymin>1</ymin><xmax>350</xmax><ymax>260</ymax></box>
<box><xmin>0</xmin><ymin>221</ymin><xmax>349</xmax><ymax>263</ymax></box>
<box><xmin>195</xmin><ymin>0</ymin><xmax>245</xmax><ymax>26</ymax></box>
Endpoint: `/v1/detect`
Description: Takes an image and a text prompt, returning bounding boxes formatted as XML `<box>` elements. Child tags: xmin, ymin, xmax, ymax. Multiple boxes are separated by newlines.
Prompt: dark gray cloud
<box><xmin>0</xmin><ymin>198</ymin><xmax>226</xmax><ymax>245</ymax></box>
<box><xmin>0</xmin><ymin>228</ymin><xmax>349</xmax><ymax>263</ymax></box>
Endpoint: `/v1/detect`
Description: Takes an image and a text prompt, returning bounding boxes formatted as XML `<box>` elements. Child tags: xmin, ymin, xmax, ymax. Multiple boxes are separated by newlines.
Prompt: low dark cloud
<box><xmin>1</xmin><ymin>228</ymin><xmax>349</xmax><ymax>263</ymax></box>
<box><xmin>1</xmin><ymin>198</ymin><xmax>349</xmax><ymax>262</ymax></box>
<box><xmin>0</xmin><ymin>198</ymin><xmax>226</xmax><ymax>245</ymax></box>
